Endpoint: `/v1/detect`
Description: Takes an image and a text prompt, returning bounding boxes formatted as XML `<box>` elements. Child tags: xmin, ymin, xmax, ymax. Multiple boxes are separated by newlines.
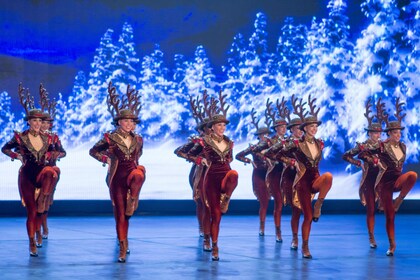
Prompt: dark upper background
<box><xmin>0</xmin><ymin>0</ymin><xmax>364</xmax><ymax>110</ymax></box>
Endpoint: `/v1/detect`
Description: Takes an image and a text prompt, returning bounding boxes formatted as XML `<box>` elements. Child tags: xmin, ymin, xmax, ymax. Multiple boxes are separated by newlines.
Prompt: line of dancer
<box><xmin>263</xmin><ymin>96</ymin><xmax>304</xmax><ymax>250</ymax></box>
<box><xmin>174</xmin><ymin>91</ymin><xmax>212</xmax><ymax>239</ymax></box>
<box><xmin>2</xmin><ymin>83</ymin><xmax>62</xmax><ymax>257</ymax></box>
<box><xmin>344</xmin><ymin>97</ymin><xmax>417</xmax><ymax>256</ymax></box>
<box><xmin>181</xmin><ymin>90</ymin><xmax>239</xmax><ymax>261</ymax></box>
<box><xmin>2</xmin><ymin>82</ymin><xmax>417</xmax><ymax>261</ymax></box>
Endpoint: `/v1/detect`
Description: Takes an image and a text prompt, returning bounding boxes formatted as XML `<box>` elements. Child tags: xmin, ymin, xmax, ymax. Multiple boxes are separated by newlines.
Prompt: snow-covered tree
<box><xmin>76</xmin><ymin>29</ymin><xmax>118</xmax><ymax>144</ymax></box>
<box><xmin>110</xmin><ymin>22</ymin><xmax>140</xmax><ymax>93</ymax></box>
<box><xmin>0</xmin><ymin>91</ymin><xmax>16</xmax><ymax>154</ymax></box>
<box><xmin>277</xmin><ymin>17</ymin><xmax>307</xmax><ymax>82</ymax></box>
<box><xmin>62</xmin><ymin>71</ymin><xmax>87</xmax><ymax>145</ymax></box>
<box><xmin>53</xmin><ymin>93</ymin><xmax>68</xmax><ymax>142</ymax></box>
<box><xmin>171</xmin><ymin>54</ymin><xmax>193</xmax><ymax>137</ymax></box>
<box><xmin>139</xmin><ymin>44</ymin><xmax>182</xmax><ymax>141</ymax></box>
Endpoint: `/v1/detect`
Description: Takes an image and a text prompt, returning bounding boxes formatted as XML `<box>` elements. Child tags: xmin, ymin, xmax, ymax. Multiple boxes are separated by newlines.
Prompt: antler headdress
<box><xmin>250</xmin><ymin>107</ymin><xmax>270</xmax><ymax>136</ymax></box>
<box><xmin>298</xmin><ymin>94</ymin><xmax>321</xmax><ymax>130</ymax></box>
<box><xmin>206</xmin><ymin>90</ymin><xmax>231</xmax><ymax>127</ymax></box>
<box><xmin>38</xmin><ymin>83</ymin><xmax>57</xmax><ymax>121</ymax></box>
<box><xmin>383</xmin><ymin>97</ymin><xmax>405</xmax><ymax>132</ymax></box>
<box><xmin>107</xmin><ymin>81</ymin><xmax>142</xmax><ymax>124</ymax></box>
<box><xmin>287</xmin><ymin>94</ymin><xmax>304</xmax><ymax>129</ymax></box>
<box><xmin>363</xmin><ymin>97</ymin><xmax>382</xmax><ymax>132</ymax></box>
<box><xmin>18</xmin><ymin>83</ymin><xmax>45</xmax><ymax>121</ymax></box>
<box><xmin>270</xmin><ymin>96</ymin><xmax>288</xmax><ymax>129</ymax></box>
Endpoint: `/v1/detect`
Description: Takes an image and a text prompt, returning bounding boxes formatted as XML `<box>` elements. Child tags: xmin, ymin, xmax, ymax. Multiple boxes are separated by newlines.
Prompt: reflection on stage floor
<box><xmin>1</xmin><ymin>214</ymin><xmax>419</xmax><ymax>279</ymax></box>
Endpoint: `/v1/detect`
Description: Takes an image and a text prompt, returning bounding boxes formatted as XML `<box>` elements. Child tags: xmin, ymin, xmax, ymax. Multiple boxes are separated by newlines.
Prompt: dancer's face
<box><xmin>291</xmin><ymin>126</ymin><xmax>303</xmax><ymax>138</ymax></box>
<box><xmin>118</xmin><ymin>119</ymin><xmax>135</xmax><ymax>133</ymax></box>
<box><xmin>368</xmin><ymin>131</ymin><xmax>381</xmax><ymax>142</ymax></box>
<box><xmin>257</xmin><ymin>133</ymin><xmax>268</xmax><ymax>140</ymax></box>
<box><xmin>212</xmin><ymin>122</ymin><xmax>226</xmax><ymax>137</ymax></box>
<box><xmin>275</xmin><ymin>125</ymin><xmax>287</xmax><ymax>136</ymax></box>
<box><xmin>28</xmin><ymin>118</ymin><xmax>42</xmax><ymax>132</ymax></box>
<box><xmin>41</xmin><ymin>120</ymin><xmax>51</xmax><ymax>132</ymax></box>
<box><xmin>304</xmin><ymin>123</ymin><xmax>318</xmax><ymax>137</ymax></box>
<box><xmin>388</xmin><ymin>129</ymin><xmax>401</xmax><ymax>143</ymax></box>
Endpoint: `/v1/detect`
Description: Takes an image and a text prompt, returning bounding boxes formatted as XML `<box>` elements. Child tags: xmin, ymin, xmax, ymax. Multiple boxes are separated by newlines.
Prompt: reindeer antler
<box><xmin>276</xmin><ymin>96</ymin><xmax>291</xmax><ymax>122</ymax></box>
<box><xmin>291</xmin><ymin>94</ymin><xmax>308</xmax><ymax>122</ymax></box>
<box><xmin>376</xmin><ymin>97</ymin><xmax>388</xmax><ymax>127</ymax></box>
<box><xmin>189</xmin><ymin>95</ymin><xmax>204</xmax><ymax>123</ymax></box>
<box><xmin>124</xmin><ymin>84</ymin><xmax>142</xmax><ymax>116</ymax></box>
<box><xmin>202</xmin><ymin>90</ymin><xmax>211</xmax><ymax>118</ymax></box>
<box><xmin>107</xmin><ymin>81</ymin><xmax>121</xmax><ymax>119</ymax></box>
<box><xmin>48</xmin><ymin>98</ymin><xmax>57</xmax><ymax>119</ymax></box>
<box><xmin>209</xmin><ymin>97</ymin><xmax>219</xmax><ymax>117</ymax></box>
<box><xmin>218</xmin><ymin>90</ymin><xmax>230</xmax><ymax>117</ymax></box>
<box><xmin>250</xmin><ymin>108</ymin><xmax>260</xmax><ymax>130</ymax></box>
<box><xmin>39</xmin><ymin>83</ymin><xmax>49</xmax><ymax>111</ymax></box>
<box><xmin>307</xmin><ymin>94</ymin><xmax>320</xmax><ymax>118</ymax></box>
<box><xmin>364</xmin><ymin>97</ymin><xmax>374</xmax><ymax>126</ymax></box>
<box><xmin>265</xmin><ymin>98</ymin><xmax>276</xmax><ymax>127</ymax></box>
<box><xmin>18</xmin><ymin>83</ymin><xmax>34</xmax><ymax>114</ymax></box>
<box><xmin>394</xmin><ymin>97</ymin><xmax>406</xmax><ymax>124</ymax></box>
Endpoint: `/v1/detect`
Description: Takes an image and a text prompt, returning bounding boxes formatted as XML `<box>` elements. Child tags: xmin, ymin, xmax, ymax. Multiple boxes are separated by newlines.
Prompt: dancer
<box><xmin>89</xmin><ymin>82</ymin><xmax>146</xmax><ymax>263</ymax></box>
<box><xmin>235</xmin><ymin>108</ymin><xmax>270</xmax><ymax>238</ymax></box>
<box><xmin>174</xmin><ymin>93</ymin><xmax>211</xmax><ymax>238</ymax></box>
<box><xmin>2</xmin><ymin>83</ymin><xmax>59</xmax><ymax>257</ymax></box>
<box><xmin>359</xmin><ymin>98</ymin><xmax>417</xmax><ymax>256</ymax></box>
<box><xmin>265</xmin><ymin>95</ymin><xmax>304</xmax><ymax>250</ymax></box>
<box><xmin>37</xmin><ymin>85</ymin><xmax>66</xmax><ymax>242</ymax></box>
<box><xmin>260</xmin><ymin>98</ymin><xmax>287</xmax><ymax>242</ymax></box>
<box><xmin>342</xmin><ymin>98</ymin><xmax>382</xmax><ymax>249</ymax></box>
<box><xmin>187</xmin><ymin>91</ymin><xmax>238</xmax><ymax>261</ymax></box>
<box><xmin>278</xmin><ymin>95</ymin><xmax>333</xmax><ymax>258</ymax></box>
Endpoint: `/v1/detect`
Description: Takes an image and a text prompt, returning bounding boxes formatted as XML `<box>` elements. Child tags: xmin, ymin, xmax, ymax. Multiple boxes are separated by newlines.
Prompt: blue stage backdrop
<box><xmin>0</xmin><ymin>0</ymin><xmax>418</xmax><ymax>200</ymax></box>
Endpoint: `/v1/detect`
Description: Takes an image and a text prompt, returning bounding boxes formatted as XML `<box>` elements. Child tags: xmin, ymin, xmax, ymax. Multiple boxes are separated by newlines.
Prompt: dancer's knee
<box><xmin>227</xmin><ymin>170</ymin><xmax>238</xmax><ymax>184</ymax></box>
<box><xmin>406</xmin><ymin>171</ymin><xmax>418</xmax><ymax>185</ymax></box>
<box><xmin>127</xmin><ymin>169</ymin><xmax>145</xmax><ymax>186</ymax></box>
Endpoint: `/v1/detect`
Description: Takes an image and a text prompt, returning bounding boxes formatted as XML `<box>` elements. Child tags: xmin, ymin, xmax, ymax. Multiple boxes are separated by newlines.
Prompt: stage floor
<box><xmin>1</xmin><ymin>214</ymin><xmax>419</xmax><ymax>279</ymax></box>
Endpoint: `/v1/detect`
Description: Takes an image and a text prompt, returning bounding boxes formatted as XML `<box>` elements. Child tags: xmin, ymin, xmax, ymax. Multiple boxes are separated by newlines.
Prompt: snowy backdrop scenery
<box><xmin>0</xmin><ymin>0</ymin><xmax>419</xmax><ymax>200</ymax></box>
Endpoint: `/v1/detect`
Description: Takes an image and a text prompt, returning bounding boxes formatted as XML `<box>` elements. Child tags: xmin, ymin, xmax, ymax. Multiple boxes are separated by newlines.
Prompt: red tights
<box><xmin>112</xmin><ymin>166</ymin><xmax>145</xmax><ymax>241</ymax></box>
<box><xmin>298</xmin><ymin>172</ymin><xmax>333</xmax><ymax>242</ymax></box>
<box><xmin>205</xmin><ymin>170</ymin><xmax>238</xmax><ymax>243</ymax></box>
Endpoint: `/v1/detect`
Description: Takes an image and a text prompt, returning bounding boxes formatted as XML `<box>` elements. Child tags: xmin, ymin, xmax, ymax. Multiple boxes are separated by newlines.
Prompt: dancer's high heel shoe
<box><xmin>386</xmin><ymin>238</ymin><xmax>396</xmax><ymax>256</ymax></box>
<box><xmin>369</xmin><ymin>232</ymin><xmax>377</xmax><ymax>249</ymax></box>
<box><xmin>275</xmin><ymin>226</ymin><xmax>282</xmax><ymax>243</ymax></box>
<box><xmin>29</xmin><ymin>237</ymin><xmax>38</xmax><ymax>257</ymax></box>
<box><xmin>118</xmin><ymin>240</ymin><xmax>127</xmax><ymax>263</ymax></box>
<box><xmin>211</xmin><ymin>242</ymin><xmax>219</xmax><ymax>261</ymax></box>
<box><xmin>36</xmin><ymin>230</ymin><xmax>42</xmax><ymax>248</ymax></box>
<box><xmin>290</xmin><ymin>234</ymin><xmax>298</xmax><ymax>250</ymax></box>
<box><xmin>203</xmin><ymin>234</ymin><xmax>212</xmax><ymax>252</ymax></box>
<box><xmin>259</xmin><ymin>221</ymin><xmax>265</xmax><ymax>236</ymax></box>
<box><xmin>302</xmin><ymin>240</ymin><xmax>312</xmax><ymax>259</ymax></box>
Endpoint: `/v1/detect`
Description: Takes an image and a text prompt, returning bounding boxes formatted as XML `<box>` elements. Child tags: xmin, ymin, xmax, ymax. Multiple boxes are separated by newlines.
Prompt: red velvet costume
<box><xmin>89</xmin><ymin>82</ymin><xmax>145</xmax><ymax>263</ymax></box>
<box><xmin>343</xmin><ymin>138</ymin><xmax>380</xmax><ymax>248</ymax></box>
<box><xmin>89</xmin><ymin>129</ymin><xmax>146</xmax><ymax>262</ymax></box>
<box><xmin>2</xmin><ymin>127</ymin><xmax>58</xmax><ymax>257</ymax></box>
<box><xmin>250</xmin><ymin>133</ymin><xmax>286</xmax><ymax>242</ymax></box>
<box><xmin>174</xmin><ymin>135</ymin><xmax>206</xmax><ymax>237</ymax></box>
<box><xmin>235</xmin><ymin>137</ymin><xmax>270</xmax><ymax>237</ymax></box>
<box><xmin>279</xmin><ymin>135</ymin><xmax>332</xmax><ymax>258</ymax></box>
<box><xmin>359</xmin><ymin>139</ymin><xmax>417</xmax><ymax>256</ymax></box>
<box><xmin>264</xmin><ymin>135</ymin><xmax>302</xmax><ymax>249</ymax></box>
<box><xmin>188</xmin><ymin>133</ymin><xmax>238</xmax><ymax>261</ymax></box>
